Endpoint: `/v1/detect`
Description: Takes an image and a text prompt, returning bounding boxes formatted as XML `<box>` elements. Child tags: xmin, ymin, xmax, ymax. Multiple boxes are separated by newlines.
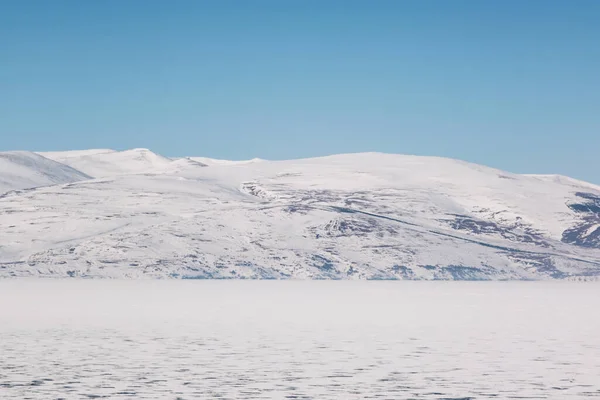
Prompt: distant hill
<box><xmin>39</xmin><ymin>148</ymin><xmax>174</xmax><ymax>178</ymax></box>
<box><xmin>0</xmin><ymin>151</ymin><xmax>90</xmax><ymax>194</ymax></box>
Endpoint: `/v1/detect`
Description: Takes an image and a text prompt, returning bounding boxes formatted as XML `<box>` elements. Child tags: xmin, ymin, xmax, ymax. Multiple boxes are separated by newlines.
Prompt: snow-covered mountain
<box><xmin>0</xmin><ymin>151</ymin><xmax>90</xmax><ymax>194</ymax></box>
<box><xmin>1</xmin><ymin>149</ymin><xmax>599</xmax><ymax>280</ymax></box>
<box><xmin>186</xmin><ymin>156</ymin><xmax>265</xmax><ymax>166</ymax></box>
<box><xmin>39</xmin><ymin>148</ymin><xmax>173</xmax><ymax>177</ymax></box>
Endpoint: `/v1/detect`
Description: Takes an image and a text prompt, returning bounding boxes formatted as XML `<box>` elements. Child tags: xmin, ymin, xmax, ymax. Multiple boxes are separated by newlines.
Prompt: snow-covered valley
<box><xmin>1</xmin><ymin>148</ymin><xmax>599</xmax><ymax>279</ymax></box>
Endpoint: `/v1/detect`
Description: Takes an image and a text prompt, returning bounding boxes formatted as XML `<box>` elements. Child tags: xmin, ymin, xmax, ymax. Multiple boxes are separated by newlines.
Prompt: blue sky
<box><xmin>1</xmin><ymin>0</ymin><xmax>599</xmax><ymax>182</ymax></box>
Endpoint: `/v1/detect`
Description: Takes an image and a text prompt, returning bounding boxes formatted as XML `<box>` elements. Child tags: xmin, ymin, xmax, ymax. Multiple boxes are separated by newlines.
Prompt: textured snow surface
<box><xmin>1</xmin><ymin>149</ymin><xmax>600</xmax><ymax>279</ymax></box>
<box><xmin>1</xmin><ymin>281</ymin><xmax>599</xmax><ymax>399</ymax></box>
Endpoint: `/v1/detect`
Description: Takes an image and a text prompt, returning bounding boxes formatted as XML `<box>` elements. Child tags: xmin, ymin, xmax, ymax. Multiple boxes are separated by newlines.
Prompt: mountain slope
<box><xmin>0</xmin><ymin>151</ymin><xmax>90</xmax><ymax>194</ymax></box>
<box><xmin>39</xmin><ymin>148</ymin><xmax>174</xmax><ymax>178</ymax></box>
<box><xmin>187</xmin><ymin>156</ymin><xmax>265</xmax><ymax>166</ymax></box>
<box><xmin>1</xmin><ymin>151</ymin><xmax>599</xmax><ymax>280</ymax></box>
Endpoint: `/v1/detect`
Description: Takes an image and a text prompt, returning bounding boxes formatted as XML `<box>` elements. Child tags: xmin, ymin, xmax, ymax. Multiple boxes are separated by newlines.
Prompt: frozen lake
<box><xmin>1</xmin><ymin>281</ymin><xmax>599</xmax><ymax>399</ymax></box>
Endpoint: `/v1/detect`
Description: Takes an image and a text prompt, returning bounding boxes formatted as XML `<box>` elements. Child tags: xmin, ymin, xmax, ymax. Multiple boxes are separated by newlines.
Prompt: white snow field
<box><xmin>0</xmin><ymin>280</ymin><xmax>599</xmax><ymax>399</ymax></box>
<box><xmin>1</xmin><ymin>149</ymin><xmax>600</xmax><ymax>279</ymax></box>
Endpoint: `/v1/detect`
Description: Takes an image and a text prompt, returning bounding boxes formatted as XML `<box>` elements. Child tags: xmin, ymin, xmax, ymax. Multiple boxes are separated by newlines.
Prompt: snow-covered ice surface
<box><xmin>2</xmin><ymin>149</ymin><xmax>600</xmax><ymax>279</ymax></box>
<box><xmin>0</xmin><ymin>281</ymin><xmax>599</xmax><ymax>399</ymax></box>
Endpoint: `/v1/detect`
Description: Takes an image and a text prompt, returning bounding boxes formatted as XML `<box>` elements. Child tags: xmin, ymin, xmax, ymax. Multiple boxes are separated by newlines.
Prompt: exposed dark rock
<box><xmin>391</xmin><ymin>265</ymin><xmax>416</xmax><ymax>279</ymax></box>
<box><xmin>562</xmin><ymin>192</ymin><xmax>600</xmax><ymax>249</ymax></box>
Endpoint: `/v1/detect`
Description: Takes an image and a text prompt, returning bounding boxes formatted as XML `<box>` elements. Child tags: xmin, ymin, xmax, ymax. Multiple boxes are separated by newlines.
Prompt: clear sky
<box><xmin>1</xmin><ymin>0</ymin><xmax>599</xmax><ymax>182</ymax></box>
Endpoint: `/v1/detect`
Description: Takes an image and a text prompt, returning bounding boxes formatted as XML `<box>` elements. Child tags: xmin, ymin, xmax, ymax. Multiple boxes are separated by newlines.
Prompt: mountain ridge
<box><xmin>1</xmin><ymin>149</ymin><xmax>599</xmax><ymax>280</ymax></box>
<box><xmin>0</xmin><ymin>151</ymin><xmax>91</xmax><ymax>194</ymax></box>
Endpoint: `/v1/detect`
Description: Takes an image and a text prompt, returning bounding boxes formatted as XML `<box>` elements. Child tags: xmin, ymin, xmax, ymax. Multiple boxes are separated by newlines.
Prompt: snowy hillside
<box><xmin>1</xmin><ymin>150</ymin><xmax>600</xmax><ymax>279</ymax></box>
<box><xmin>187</xmin><ymin>156</ymin><xmax>266</xmax><ymax>166</ymax></box>
<box><xmin>39</xmin><ymin>148</ymin><xmax>173</xmax><ymax>178</ymax></box>
<box><xmin>0</xmin><ymin>151</ymin><xmax>90</xmax><ymax>194</ymax></box>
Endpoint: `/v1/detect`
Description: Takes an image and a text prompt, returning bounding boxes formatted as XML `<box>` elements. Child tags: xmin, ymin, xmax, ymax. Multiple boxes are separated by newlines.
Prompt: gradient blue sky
<box><xmin>1</xmin><ymin>0</ymin><xmax>599</xmax><ymax>182</ymax></box>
